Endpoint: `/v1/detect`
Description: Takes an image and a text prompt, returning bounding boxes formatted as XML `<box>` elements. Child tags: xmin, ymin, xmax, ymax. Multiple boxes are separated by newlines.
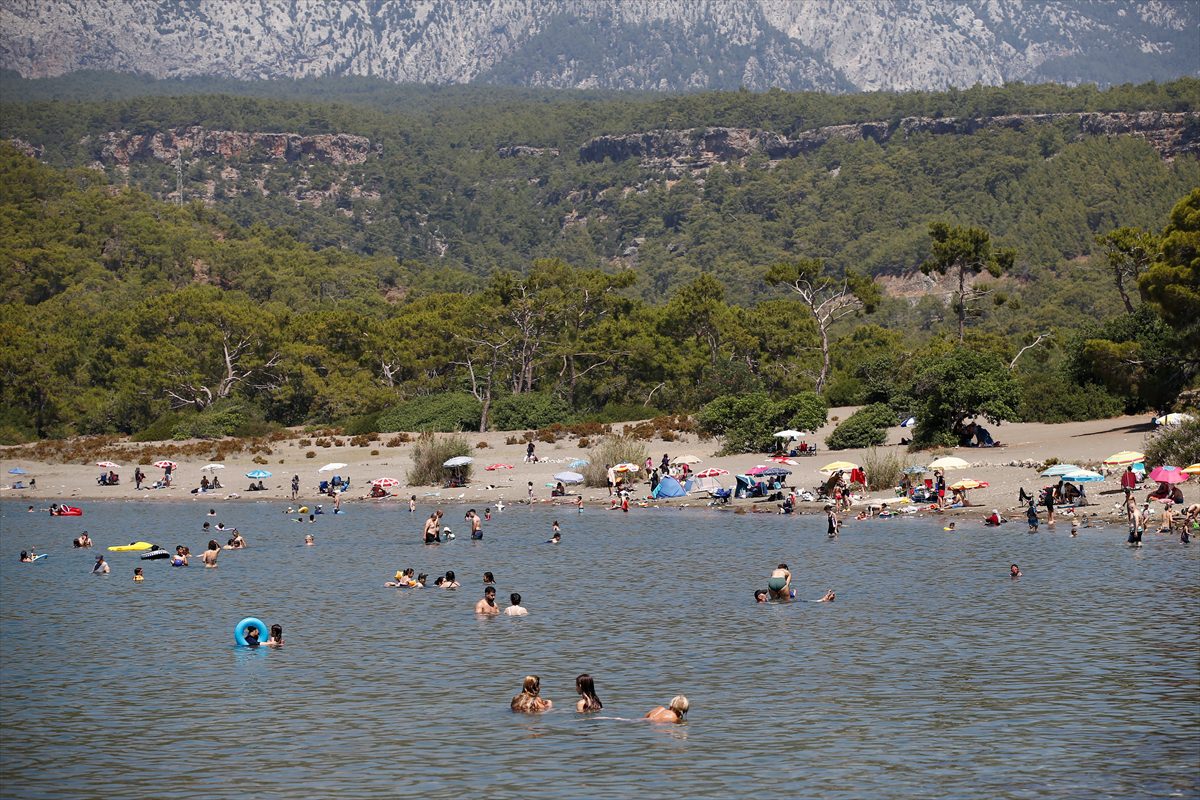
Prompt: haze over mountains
<box><xmin>1</xmin><ymin>0</ymin><xmax>1196</xmax><ymax>92</ymax></box>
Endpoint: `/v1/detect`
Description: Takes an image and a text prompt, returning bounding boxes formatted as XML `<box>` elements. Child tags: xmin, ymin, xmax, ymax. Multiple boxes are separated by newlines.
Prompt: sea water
<box><xmin>1</xmin><ymin>500</ymin><xmax>1197</xmax><ymax>799</ymax></box>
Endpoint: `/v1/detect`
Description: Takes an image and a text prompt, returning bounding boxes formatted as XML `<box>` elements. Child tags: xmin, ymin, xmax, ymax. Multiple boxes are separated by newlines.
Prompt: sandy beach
<box><xmin>0</xmin><ymin>409</ymin><xmax>1172</xmax><ymax>524</ymax></box>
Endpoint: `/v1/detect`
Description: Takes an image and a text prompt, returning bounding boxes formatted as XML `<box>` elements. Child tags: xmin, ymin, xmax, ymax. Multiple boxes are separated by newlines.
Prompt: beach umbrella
<box><xmin>554</xmin><ymin>471</ymin><xmax>584</xmax><ymax>484</ymax></box>
<box><xmin>613</xmin><ymin>463</ymin><xmax>640</xmax><ymax>472</ymax></box>
<box><xmin>1102</xmin><ymin>451</ymin><xmax>1144</xmax><ymax>466</ymax></box>
<box><xmin>949</xmin><ymin>479</ymin><xmax>987</xmax><ymax>490</ymax></box>
<box><xmin>1060</xmin><ymin>469</ymin><xmax>1105</xmax><ymax>483</ymax></box>
<box><xmin>443</xmin><ymin>456</ymin><xmax>473</xmax><ymax>468</ymax></box>
<box><xmin>695</xmin><ymin>468</ymin><xmax>729</xmax><ymax>478</ymax></box>
<box><xmin>900</xmin><ymin>416</ymin><xmax>916</xmax><ymax>428</ymax></box>
<box><xmin>774</xmin><ymin>429</ymin><xmax>803</xmax><ymax>439</ymax></box>
<box><xmin>902</xmin><ymin>465</ymin><xmax>927</xmax><ymax>474</ymax></box>
<box><xmin>96</xmin><ymin>461</ymin><xmax>121</xmax><ymax>469</ymax></box>
<box><xmin>671</xmin><ymin>454</ymin><xmax>702</xmax><ymax>464</ymax></box>
<box><xmin>246</xmin><ymin>469</ymin><xmax>272</xmax><ymax>479</ymax></box>
<box><xmin>318</xmin><ymin>462</ymin><xmax>348</xmax><ymax>472</ymax></box>
<box><xmin>484</xmin><ymin>463</ymin><xmax>514</xmax><ymax>471</ymax></box>
<box><xmin>927</xmin><ymin>456</ymin><xmax>969</xmax><ymax>471</ymax></box>
<box><xmin>153</xmin><ymin>460</ymin><xmax>177</xmax><ymax>470</ymax></box>
<box><xmin>1153</xmin><ymin>412</ymin><xmax>1194</xmax><ymax>426</ymax></box>
<box><xmin>370</xmin><ymin>477</ymin><xmax>400</xmax><ymax>488</ymax></box>
<box><xmin>746</xmin><ymin>465</ymin><xmax>769</xmax><ymax>476</ymax></box>
<box><xmin>1148</xmin><ymin>465</ymin><xmax>1188</xmax><ymax>484</ymax></box>
<box><xmin>200</xmin><ymin>463</ymin><xmax>225</xmax><ymax>472</ymax></box>
<box><xmin>769</xmin><ymin>456</ymin><xmax>798</xmax><ymax>465</ymax></box>
<box><xmin>761</xmin><ymin>466</ymin><xmax>791</xmax><ymax>477</ymax></box>
<box><xmin>8</xmin><ymin>467</ymin><xmax>27</xmax><ymax>475</ymax></box>
<box><xmin>819</xmin><ymin>461</ymin><xmax>859</xmax><ymax>473</ymax></box>
<box><xmin>1040</xmin><ymin>464</ymin><xmax>1080</xmax><ymax>477</ymax></box>
<box><xmin>569</xmin><ymin>458</ymin><xmax>590</xmax><ymax>468</ymax></box>
<box><xmin>1183</xmin><ymin>464</ymin><xmax>1200</xmax><ymax>475</ymax></box>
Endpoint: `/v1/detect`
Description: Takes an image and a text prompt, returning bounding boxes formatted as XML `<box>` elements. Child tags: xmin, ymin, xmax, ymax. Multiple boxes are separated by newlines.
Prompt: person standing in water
<box><xmin>475</xmin><ymin>586</ymin><xmax>500</xmax><ymax>615</ymax></box>
<box><xmin>510</xmin><ymin>675</ymin><xmax>552</xmax><ymax>713</ymax></box>
<box><xmin>202</xmin><ymin>539</ymin><xmax>222</xmax><ymax>567</ymax></box>
<box><xmin>409</xmin><ymin>495</ymin><xmax>417</xmax><ymax>513</ymax></box>
<box><xmin>423</xmin><ymin>511</ymin><xmax>440</xmax><ymax>544</ymax></box>
<box><xmin>505</xmin><ymin>593</ymin><xmax>528</xmax><ymax>616</ymax></box>
<box><xmin>767</xmin><ymin>564</ymin><xmax>792</xmax><ymax>600</ymax></box>
<box><xmin>265</xmin><ymin>624</ymin><xmax>284</xmax><ymax>647</ymax></box>
<box><xmin>467</xmin><ymin>509</ymin><xmax>483</xmax><ymax>540</ymax></box>
<box><xmin>575</xmin><ymin>674</ymin><xmax>603</xmax><ymax>712</ymax></box>
<box><xmin>645</xmin><ymin>695</ymin><xmax>688</xmax><ymax>723</ymax></box>
<box><xmin>826</xmin><ymin>505</ymin><xmax>840</xmax><ymax>538</ymax></box>
<box><xmin>92</xmin><ymin>555</ymin><xmax>109</xmax><ymax>574</ymax></box>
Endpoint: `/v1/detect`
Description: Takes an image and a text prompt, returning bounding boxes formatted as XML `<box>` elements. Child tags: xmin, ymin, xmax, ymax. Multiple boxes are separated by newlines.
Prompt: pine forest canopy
<box><xmin>0</xmin><ymin>73</ymin><xmax>1197</xmax><ymax>444</ymax></box>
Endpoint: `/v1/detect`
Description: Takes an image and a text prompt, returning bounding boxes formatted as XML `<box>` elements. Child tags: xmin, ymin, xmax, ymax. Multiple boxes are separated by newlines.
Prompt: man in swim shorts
<box><xmin>423</xmin><ymin>511</ymin><xmax>440</xmax><ymax>544</ymax></box>
<box><xmin>467</xmin><ymin>509</ymin><xmax>483</xmax><ymax>539</ymax></box>
<box><xmin>767</xmin><ymin>563</ymin><xmax>791</xmax><ymax>600</ymax></box>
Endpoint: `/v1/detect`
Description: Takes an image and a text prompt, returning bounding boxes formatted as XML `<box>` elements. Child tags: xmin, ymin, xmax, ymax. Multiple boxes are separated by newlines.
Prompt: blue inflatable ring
<box><xmin>234</xmin><ymin>617</ymin><xmax>268</xmax><ymax>646</ymax></box>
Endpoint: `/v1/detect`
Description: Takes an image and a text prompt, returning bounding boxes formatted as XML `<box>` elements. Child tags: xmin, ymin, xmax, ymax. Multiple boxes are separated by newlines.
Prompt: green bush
<box><xmin>861</xmin><ymin>446</ymin><xmax>910</xmax><ymax>491</ymax></box>
<box><xmin>779</xmin><ymin>391</ymin><xmax>829</xmax><ymax>434</ymax></box>
<box><xmin>697</xmin><ymin>391</ymin><xmax>828</xmax><ymax>454</ymax></box>
<box><xmin>582</xmin><ymin>436</ymin><xmax>650</xmax><ymax>488</ymax></box>
<box><xmin>578</xmin><ymin>403</ymin><xmax>665</xmax><ymax>424</ymax></box>
<box><xmin>1016</xmin><ymin>375</ymin><xmax>1124</xmax><ymax>423</ymax></box>
<box><xmin>489</xmin><ymin>392</ymin><xmax>571</xmax><ymax>431</ymax></box>
<box><xmin>826</xmin><ymin>404</ymin><xmax>893</xmax><ymax>450</ymax></box>
<box><xmin>168</xmin><ymin>400</ymin><xmax>276</xmax><ymax>440</ymax></box>
<box><xmin>1142</xmin><ymin>416</ymin><xmax>1200</xmax><ymax>468</ymax></box>
<box><xmin>131</xmin><ymin>411</ymin><xmax>184</xmax><ymax>442</ymax></box>
<box><xmin>377</xmin><ymin>393</ymin><xmax>482</xmax><ymax>432</ymax></box>
<box><xmin>339</xmin><ymin>410</ymin><xmax>383</xmax><ymax>436</ymax></box>
<box><xmin>406</xmin><ymin>432</ymin><xmax>473</xmax><ymax>486</ymax></box>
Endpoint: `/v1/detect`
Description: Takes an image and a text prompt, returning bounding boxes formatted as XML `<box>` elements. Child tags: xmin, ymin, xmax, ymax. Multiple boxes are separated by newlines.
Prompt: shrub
<box><xmin>252</xmin><ymin>455</ymin><xmax>268</xmax><ymax>465</ymax></box>
<box><xmin>1016</xmin><ymin>375</ymin><xmax>1124</xmax><ymax>423</ymax></box>
<box><xmin>476</xmin><ymin>441</ymin><xmax>489</xmax><ymax>449</ymax></box>
<box><xmin>582</xmin><ymin>436</ymin><xmax>649</xmax><ymax>487</ymax></box>
<box><xmin>1143</xmin><ymin>416</ymin><xmax>1200</xmax><ymax>468</ymax></box>
<box><xmin>697</xmin><ymin>391</ymin><xmax>828</xmax><ymax>455</ymax></box>
<box><xmin>305</xmin><ymin>451</ymin><xmax>315</xmax><ymax>458</ymax></box>
<box><xmin>341</xmin><ymin>411</ymin><xmax>383</xmax><ymax>435</ymax></box>
<box><xmin>131</xmin><ymin>412</ymin><xmax>184</xmax><ymax>442</ymax></box>
<box><xmin>826</xmin><ymin>405</ymin><xmax>892</xmax><ymax>450</ymax></box>
<box><xmin>580</xmin><ymin>403</ymin><xmax>665</xmax><ymax>424</ymax></box>
<box><xmin>370</xmin><ymin>449</ymin><xmax>380</xmax><ymax>456</ymax></box>
<box><xmin>406</xmin><ymin>432</ymin><xmax>472</xmax><ymax>486</ymax></box>
<box><xmin>488</xmin><ymin>392</ymin><xmax>571</xmax><ymax>431</ymax></box>
<box><xmin>862</xmin><ymin>447</ymin><xmax>910</xmax><ymax>492</ymax></box>
<box><xmin>779</xmin><ymin>392</ymin><xmax>828</xmax><ymax>434</ymax></box>
<box><xmin>377</xmin><ymin>392</ymin><xmax>482</xmax><ymax>433</ymax></box>
<box><xmin>169</xmin><ymin>400</ymin><xmax>276</xmax><ymax>440</ymax></box>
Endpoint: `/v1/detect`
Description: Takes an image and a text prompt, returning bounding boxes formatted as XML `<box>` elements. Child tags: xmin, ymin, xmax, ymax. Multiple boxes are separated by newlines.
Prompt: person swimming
<box><xmin>510</xmin><ymin>675</ymin><xmax>552</xmax><ymax>713</ymax></box>
<box><xmin>244</xmin><ymin>626</ymin><xmax>261</xmax><ymax>647</ymax></box>
<box><xmin>645</xmin><ymin>695</ymin><xmax>688</xmax><ymax>723</ymax></box>
<box><xmin>483</xmin><ymin>571</ymin><xmax>495</xmax><ymax>584</ymax></box>
<box><xmin>754</xmin><ymin>589</ymin><xmax>769</xmax><ymax>603</ymax></box>
<box><xmin>475</xmin><ymin>586</ymin><xmax>500</xmax><ymax>615</ymax></box>
<box><xmin>202</xmin><ymin>540</ymin><xmax>221</xmax><ymax>567</ymax></box>
<box><xmin>504</xmin><ymin>592</ymin><xmax>528</xmax><ymax>616</ymax></box>
<box><xmin>133</xmin><ymin>567</ymin><xmax>144</xmax><ymax>582</ymax></box>
<box><xmin>442</xmin><ymin>570</ymin><xmax>459</xmax><ymax>589</ymax></box>
<box><xmin>266</xmin><ymin>624</ymin><xmax>284</xmax><ymax>647</ymax></box>
<box><xmin>1010</xmin><ymin>564</ymin><xmax>1022</xmax><ymax>578</ymax></box>
<box><xmin>767</xmin><ymin>563</ymin><xmax>792</xmax><ymax>601</ymax></box>
<box><xmin>575</xmin><ymin>673</ymin><xmax>602</xmax><ymax>712</ymax></box>
<box><xmin>304</xmin><ymin>533</ymin><xmax>315</xmax><ymax>546</ymax></box>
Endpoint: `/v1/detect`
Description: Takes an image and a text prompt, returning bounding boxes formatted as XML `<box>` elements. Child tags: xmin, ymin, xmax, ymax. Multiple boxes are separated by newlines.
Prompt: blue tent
<box><xmin>652</xmin><ymin>475</ymin><xmax>687</xmax><ymax>498</ymax></box>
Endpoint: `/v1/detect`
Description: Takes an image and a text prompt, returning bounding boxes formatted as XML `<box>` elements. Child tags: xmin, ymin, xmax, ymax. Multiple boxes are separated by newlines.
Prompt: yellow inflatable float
<box><xmin>108</xmin><ymin>541</ymin><xmax>153</xmax><ymax>552</ymax></box>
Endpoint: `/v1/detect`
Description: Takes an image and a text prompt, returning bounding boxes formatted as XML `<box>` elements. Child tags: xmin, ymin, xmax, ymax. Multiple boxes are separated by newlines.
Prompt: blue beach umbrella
<box><xmin>569</xmin><ymin>459</ymin><xmax>590</xmax><ymax>468</ymax></box>
<box><xmin>245</xmin><ymin>469</ymin><xmax>272</xmax><ymax>479</ymax></box>
<box><xmin>8</xmin><ymin>467</ymin><xmax>27</xmax><ymax>475</ymax></box>
<box><xmin>903</xmin><ymin>465</ymin><xmax>927</xmax><ymax>474</ymax></box>
<box><xmin>1040</xmin><ymin>464</ymin><xmax>1080</xmax><ymax>477</ymax></box>
<box><xmin>1060</xmin><ymin>469</ymin><xmax>1105</xmax><ymax>483</ymax></box>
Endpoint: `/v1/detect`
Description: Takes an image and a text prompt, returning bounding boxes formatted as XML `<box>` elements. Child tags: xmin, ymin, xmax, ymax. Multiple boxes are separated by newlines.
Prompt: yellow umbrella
<box><xmin>1102</xmin><ymin>451</ymin><xmax>1145</xmax><ymax>466</ymax></box>
<box><xmin>928</xmin><ymin>456</ymin><xmax>970</xmax><ymax>470</ymax></box>
<box><xmin>1183</xmin><ymin>464</ymin><xmax>1200</xmax><ymax>475</ymax></box>
<box><xmin>949</xmin><ymin>479</ymin><xmax>984</xmax><ymax>490</ymax></box>
<box><xmin>819</xmin><ymin>461</ymin><xmax>859</xmax><ymax>473</ymax></box>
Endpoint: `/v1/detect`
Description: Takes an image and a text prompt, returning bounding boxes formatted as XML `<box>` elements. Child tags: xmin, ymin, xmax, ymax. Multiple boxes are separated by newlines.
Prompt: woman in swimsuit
<box><xmin>767</xmin><ymin>563</ymin><xmax>792</xmax><ymax>600</ymax></box>
<box><xmin>575</xmin><ymin>674</ymin><xmax>602</xmax><ymax>712</ymax></box>
<box><xmin>645</xmin><ymin>695</ymin><xmax>688</xmax><ymax>723</ymax></box>
<box><xmin>511</xmin><ymin>675</ymin><xmax>552</xmax><ymax>713</ymax></box>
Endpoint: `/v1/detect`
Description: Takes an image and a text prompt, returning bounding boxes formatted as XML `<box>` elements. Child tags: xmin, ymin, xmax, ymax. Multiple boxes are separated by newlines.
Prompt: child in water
<box><xmin>133</xmin><ymin>567</ymin><xmax>144</xmax><ymax>582</ymax></box>
<box><xmin>265</xmin><ymin>624</ymin><xmax>284</xmax><ymax>647</ymax></box>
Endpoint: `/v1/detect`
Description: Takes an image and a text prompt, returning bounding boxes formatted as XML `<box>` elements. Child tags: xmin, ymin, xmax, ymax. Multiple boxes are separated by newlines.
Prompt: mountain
<box><xmin>1</xmin><ymin>0</ymin><xmax>1196</xmax><ymax>92</ymax></box>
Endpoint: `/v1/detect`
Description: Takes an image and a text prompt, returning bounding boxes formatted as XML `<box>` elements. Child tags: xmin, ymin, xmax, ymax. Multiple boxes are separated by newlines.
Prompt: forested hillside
<box><xmin>1</xmin><ymin>76</ymin><xmax>1197</xmax><ymax>444</ymax></box>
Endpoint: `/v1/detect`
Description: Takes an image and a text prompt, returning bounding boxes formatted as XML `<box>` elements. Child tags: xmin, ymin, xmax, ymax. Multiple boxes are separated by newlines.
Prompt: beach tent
<box><xmin>652</xmin><ymin>476</ymin><xmax>687</xmax><ymax>498</ymax></box>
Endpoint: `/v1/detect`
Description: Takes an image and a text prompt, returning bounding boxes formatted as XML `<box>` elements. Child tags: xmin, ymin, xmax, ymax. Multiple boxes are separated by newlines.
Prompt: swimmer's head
<box><xmin>445</xmin><ymin>570</ymin><xmax>455</xmax><ymax>582</ymax></box>
<box><xmin>669</xmin><ymin>695</ymin><xmax>689</xmax><ymax>715</ymax></box>
<box><xmin>777</xmin><ymin>563</ymin><xmax>788</xmax><ymax>570</ymax></box>
<box><xmin>484</xmin><ymin>586</ymin><xmax>496</xmax><ymax>598</ymax></box>
<box><xmin>522</xmin><ymin>675</ymin><xmax>541</xmax><ymax>695</ymax></box>
<box><xmin>483</xmin><ymin>572</ymin><xmax>494</xmax><ymax>583</ymax></box>
<box><xmin>511</xmin><ymin>592</ymin><xmax>521</xmax><ymax>606</ymax></box>
<box><xmin>754</xmin><ymin>589</ymin><xmax>768</xmax><ymax>603</ymax></box>
<box><xmin>270</xmin><ymin>624</ymin><xmax>282</xmax><ymax>639</ymax></box>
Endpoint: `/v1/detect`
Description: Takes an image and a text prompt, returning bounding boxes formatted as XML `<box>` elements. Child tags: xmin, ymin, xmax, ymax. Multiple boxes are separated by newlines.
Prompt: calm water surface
<box><xmin>1</xmin><ymin>499</ymin><xmax>1197</xmax><ymax>799</ymax></box>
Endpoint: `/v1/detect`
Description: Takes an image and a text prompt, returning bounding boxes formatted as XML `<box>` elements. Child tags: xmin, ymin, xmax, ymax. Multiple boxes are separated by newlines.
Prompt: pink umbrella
<box><xmin>1148</xmin><ymin>465</ymin><xmax>1189</xmax><ymax>484</ymax></box>
<box><xmin>485</xmin><ymin>464</ymin><xmax>514</xmax><ymax>471</ymax></box>
<box><xmin>371</xmin><ymin>477</ymin><xmax>400</xmax><ymax>488</ymax></box>
<box><xmin>695</xmin><ymin>468</ymin><xmax>729</xmax><ymax>478</ymax></box>
<box><xmin>769</xmin><ymin>457</ymin><xmax>798</xmax><ymax>465</ymax></box>
<box><xmin>153</xmin><ymin>460</ymin><xmax>177</xmax><ymax>470</ymax></box>
<box><xmin>746</xmin><ymin>465</ymin><xmax>769</xmax><ymax>476</ymax></box>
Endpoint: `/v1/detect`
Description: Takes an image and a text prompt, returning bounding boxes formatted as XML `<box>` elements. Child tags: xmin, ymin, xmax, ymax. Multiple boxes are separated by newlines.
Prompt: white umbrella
<box><xmin>200</xmin><ymin>463</ymin><xmax>225</xmax><ymax>472</ymax></box>
<box><xmin>154</xmin><ymin>460</ymin><xmax>178</xmax><ymax>469</ymax></box>
<box><xmin>443</xmin><ymin>456</ymin><xmax>473</xmax><ymax>468</ymax></box>
<box><xmin>671</xmin><ymin>454</ymin><xmax>702</xmax><ymax>464</ymax></box>
<box><xmin>319</xmin><ymin>463</ymin><xmax>348</xmax><ymax>472</ymax></box>
<box><xmin>774</xmin><ymin>429</ymin><xmax>803</xmax><ymax>439</ymax></box>
<box><xmin>554</xmin><ymin>471</ymin><xmax>584</xmax><ymax>484</ymax></box>
<box><xmin>371</xmin><ymin>477</ymin><xmax>401</xmax><ymax>488</ymax></box>
<box><xmin>927</xmin><ymin>456</ymin><xmax>969</xmax><ymax>471</ymax></box>
<box><xmin>1154</xmin><ymin>412</ymin><xmax>1194</xmax><ymax>426</ymax></box>
<box><xmin>96</xmin><ymin>461</ymin><xmax>121</xmax><ymax>469</ymax></box>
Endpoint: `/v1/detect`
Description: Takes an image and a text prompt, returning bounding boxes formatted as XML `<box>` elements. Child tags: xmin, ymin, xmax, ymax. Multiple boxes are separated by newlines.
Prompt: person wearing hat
<box><xmin>92</xmin><ymin>554</ymin><xmax>109</xmax><ymax>574</ymax></box>
<box><xmin>983</xmin><ymin>509</ymin><xmax>1005</xmax><ymax>526</ymax></box>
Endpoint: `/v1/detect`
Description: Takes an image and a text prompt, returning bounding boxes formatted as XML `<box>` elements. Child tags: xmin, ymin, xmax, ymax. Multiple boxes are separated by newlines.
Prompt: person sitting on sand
<box><xmin>645</xmin><ymin>695</ymin><xmax>689</xmax><ymax>723</ymax></box>
<box><xmin>878</xmin><ymin>503</ymin><xmax>893</xmax><ymax>518</ymax></box>
<box><xmin>575</xmin><ymin>674</ymin><xmax>603</xmax><ymax>713</ymax></box>
<box><xmin>475</xmin><ymin>586</ymin><xmax>500</xmax><ymax>615</ymax></box>
<box><xmin>511</xmin><ymin>675</ymin><xmax>552</xmax><ymax>713</ymax></box>
<box><xmin>767</xmin><ymin>563</ymin><xmax>792</xmax><ymax>601</ymax></box>
<box><xmin>202</xmin><ymin>540</ymin><xmax>221</xmax><ymax>567</ymax></box>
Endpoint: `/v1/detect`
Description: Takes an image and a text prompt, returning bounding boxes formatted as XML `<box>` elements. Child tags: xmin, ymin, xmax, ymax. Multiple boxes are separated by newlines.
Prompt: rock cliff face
<box><xmin>92</xmin><ymin>127</ymin><xmax>379</xmax><ymax>167</ymax></box>
<box><xmin>1</xmin><ymin>0</ymin><xmax>1195</xmax><ymax>92</ymax></box>
<box><xmin>579</xmin><ymin>111</ymin><xmax>1200</xmax><ymax>173</ymax></box>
